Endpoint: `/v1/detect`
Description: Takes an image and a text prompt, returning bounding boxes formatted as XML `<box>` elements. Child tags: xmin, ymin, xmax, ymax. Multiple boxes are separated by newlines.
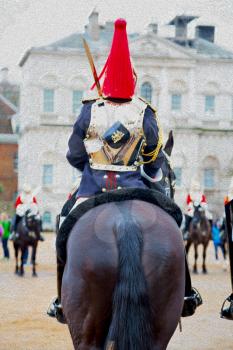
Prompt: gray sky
<box><xmin>1</xmin><ymin>0</ymin><xmax>233</xmax><ymax>82</ymax></box>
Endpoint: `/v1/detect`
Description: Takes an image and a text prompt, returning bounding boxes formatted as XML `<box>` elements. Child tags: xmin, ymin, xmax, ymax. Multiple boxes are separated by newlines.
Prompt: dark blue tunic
<box><xmin>66</xmin><ymin>100</ymin><xmax>165</xmax><ymax>197</ymax></box>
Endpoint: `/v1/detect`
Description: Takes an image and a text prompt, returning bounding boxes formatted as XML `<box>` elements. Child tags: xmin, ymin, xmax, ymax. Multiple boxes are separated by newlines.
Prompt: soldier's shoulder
<box><xmin>137</xmin><ymin>96</ymin><xmax>157</xmax><ymax>113</ymax></box>
<box><xmin>82</xmin><ymin>90</ymin><xmax>100</xmax><ymax>104</ymax></box>
<box><xmin>82</xmin><ymin>97</ymin><xmax>100</xmax><ymax>105</ymax></box>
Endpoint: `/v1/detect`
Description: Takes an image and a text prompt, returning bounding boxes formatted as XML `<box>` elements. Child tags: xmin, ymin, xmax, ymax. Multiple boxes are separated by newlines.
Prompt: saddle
<box><xmin>56</xmin><ymin>188</ymin><xmax>183</xmax><ymax>264</ymax></box>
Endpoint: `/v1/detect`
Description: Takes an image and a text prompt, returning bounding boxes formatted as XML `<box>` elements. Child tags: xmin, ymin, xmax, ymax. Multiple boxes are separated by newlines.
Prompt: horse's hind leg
<box><xmin>14</xmin><ymin>244</ymin><xmax>19</xmax><ymax>274</ymax></box>
<box><xmin>202</xmin><ymin>243</ymin><xmax>208</xmax><ymax>274</ymax></box>
<box><xmin>31</xmin><ymin>244</ymin><xmax>38</xmax><ymax>277</ymax></box>
<box><xmin>193</xmin><ymin>244</ymin><xmax>198</xmax><ymax>274</ymax></box>
<box><xmin>19</xmin><ymin>248</ymin><xmax>25</xmax><ymax>276</ymax></box>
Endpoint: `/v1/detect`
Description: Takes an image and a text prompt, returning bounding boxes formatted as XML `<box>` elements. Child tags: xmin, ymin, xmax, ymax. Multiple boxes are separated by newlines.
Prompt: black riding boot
<box><xmin>35</xmin><ymin>231</ymin><xmax>45</xmax><ymax>241</ymax></box>
<box><xmin>47</xmin><ymin>257</ymin><xmax>66</xmax><ymax>323</ymax></box>
<box><xmin>37</xmin><ymin>219</ymin><xmax>45</xmax><ymax>241</ymax></box>
<box><xmin>47</xmin><ymin>214</ymin><xmax>66</xmax><ymax>323</ymax></box>
<box><xmin>182</xmin><ymin>254</ymin><xmax>203</xmax><ymax>317</ymax></box>
<box><xmin>183</xmin><ymin>215</ymin><xmax>192</xmax><ymax>240</ymax></box>
<box><xmin>10</xmin><ymin>215</ymin><xmax>21</xmax><ymax>240</ymax></box>
<box><xmin>220</xmin><ymin>294</ymin><xmax>233</xmax><ymax>320</ymax></box>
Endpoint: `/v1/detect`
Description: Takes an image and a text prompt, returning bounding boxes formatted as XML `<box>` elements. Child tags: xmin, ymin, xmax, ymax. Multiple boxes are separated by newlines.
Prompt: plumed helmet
<box><xmin>102</xmin><ymin>18</ymin><xmax>135</xmax><ymax>99</ymax></box>
<box><xmin>22</xmin><ymin>183</ymin><xmax>32</xmax><ymax>194</ymax></box>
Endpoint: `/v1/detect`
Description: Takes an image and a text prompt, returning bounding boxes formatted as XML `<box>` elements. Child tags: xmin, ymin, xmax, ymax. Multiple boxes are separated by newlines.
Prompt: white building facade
<box><xmin>19</xmin><ymin>12</ymin><xmax>233</xmax><ymax>229</ymax></box>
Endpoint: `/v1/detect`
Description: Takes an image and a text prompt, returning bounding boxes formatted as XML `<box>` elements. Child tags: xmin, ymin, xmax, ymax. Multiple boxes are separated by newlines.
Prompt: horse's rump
<box><xmin>62</xmin><ymin>200</ymin><xmax>185</xmax><ymax>350</ymax></box>
<box><xmin>56</xmin><ymin>187</ymin><xmax>183</xmax><ymax>265</ymax></box>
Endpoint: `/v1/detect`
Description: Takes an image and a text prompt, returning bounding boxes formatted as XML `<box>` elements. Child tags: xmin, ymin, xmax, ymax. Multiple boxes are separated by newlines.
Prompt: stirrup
<box><xmin>220</xmin><ymin>294</ymin><xmax>233</xmax><ymax>320</ymax></box>
<box><xmin>47</xmin><ymin>297</ymin><xmax>67</xmax><ymax>324</ymax></box>
<box><xmin>182</xmin><ymin>287</ymin><xmax>203</xmax><ymax>317</ymax></box>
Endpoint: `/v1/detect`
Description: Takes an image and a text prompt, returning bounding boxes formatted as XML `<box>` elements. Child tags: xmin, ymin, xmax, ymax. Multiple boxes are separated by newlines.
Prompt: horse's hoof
<box><xmin>202</xmin><ymin>270</ymin><xmax>207</xmax><ymax>274</ymax></box>
<box><xmin>193</xmin><ymin>269</ymin><xmax>198</xmax><ymax>274</ymax></box>
<box><xmin>32</xmin><ymin>272</ymin><xmax>38</xmax><ymax>277</ymax></box>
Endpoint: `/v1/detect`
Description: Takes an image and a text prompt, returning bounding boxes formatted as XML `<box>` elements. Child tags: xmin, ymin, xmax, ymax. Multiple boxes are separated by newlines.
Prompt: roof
<box><xmin>194</xmin><ymin>38</ymin><xmax>233</xmax><ymax>59</ymax></box>
<box><xmin>19</xmin><ymin>27</ymin><xmax>139</xmax><ymax>66</ymax></box>
<box><xmin>19</xmin><ymin>18</ymin><xmax>233</xmax><ymax>66</ymax></box>
<box><xmin>168</xmin><ymin>37</ymin><xmax>233</xmax><ymax>59</ymax></box>
<box><xmin>39</xmin><ymin>28</ymin><xmax>138</xmax><ymax>52</ymax></box>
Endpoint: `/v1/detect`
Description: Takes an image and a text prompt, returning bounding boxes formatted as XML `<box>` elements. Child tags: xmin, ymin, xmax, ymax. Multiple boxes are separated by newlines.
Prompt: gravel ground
<box><xmin>0</xmin><ymin>233</ymin><xmax>232</xmax><ymax>350</ymax></box>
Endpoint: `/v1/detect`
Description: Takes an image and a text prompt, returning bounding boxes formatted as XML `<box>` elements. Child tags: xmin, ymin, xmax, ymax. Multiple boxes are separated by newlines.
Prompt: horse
<box><xmin>61</xmin><ymin>132</ymin><xmax>186</xmax><ymax>350</ymax></box>
<box><xmin>13</xmin><ymin>209</ymin><xmax>41</xmax><ymax>277</ymax></box>
<box><xmin>185</xmin><ymin>204</ymin><xmax>211</xmax><ymax>274</ymax></box>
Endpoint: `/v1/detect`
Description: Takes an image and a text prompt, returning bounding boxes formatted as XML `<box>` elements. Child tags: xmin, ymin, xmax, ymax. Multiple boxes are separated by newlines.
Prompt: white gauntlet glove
<box><xmin>140</xmin><ymin>166</ymin><xmax>163</xmax><ymax>183</ymax></box>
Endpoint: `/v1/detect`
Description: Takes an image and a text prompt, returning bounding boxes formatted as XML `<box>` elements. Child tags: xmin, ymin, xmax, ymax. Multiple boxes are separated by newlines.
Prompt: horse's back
<box><xmin>63</xmin><ymin>200</ymin><xmax>185</xmax><ymax>349</ymax></box>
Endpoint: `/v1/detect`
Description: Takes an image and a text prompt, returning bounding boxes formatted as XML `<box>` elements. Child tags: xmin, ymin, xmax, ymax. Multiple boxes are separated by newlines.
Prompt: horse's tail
<box><xmin>106</xmin><ymin>216</ymin><xmax>153</xmax><ymax>350</ymax></box>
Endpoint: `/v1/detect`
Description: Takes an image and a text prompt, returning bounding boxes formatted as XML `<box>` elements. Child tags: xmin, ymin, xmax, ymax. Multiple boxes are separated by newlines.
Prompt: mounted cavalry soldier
<box><xmin>183</xmin><ymin>179</ymin><xmax>212</xmax><ymax>237</ymax></box>
<box><xmin>47</xmin><ymin>18</ymin><xmax>202</xmax><ymax>322</ymax></box>
<box><xmin>10</xmin><ymin>184</ymin><xmax>44</xmax><ymax>241</ymax></box>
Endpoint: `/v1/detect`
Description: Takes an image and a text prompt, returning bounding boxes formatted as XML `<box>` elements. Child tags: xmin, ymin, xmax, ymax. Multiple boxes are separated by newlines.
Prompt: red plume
<box><xmin>102</xmin><ymin>18</ymin><xmax>135</xmax><ymax>99</ymax></box>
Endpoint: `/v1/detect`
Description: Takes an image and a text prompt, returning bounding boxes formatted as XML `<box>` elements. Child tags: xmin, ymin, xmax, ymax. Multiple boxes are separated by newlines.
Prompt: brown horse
<box><xmin>185</xmin><ymin>204</ymin><xmax>211</xmax><ymax>274</ymax></box>
<box><xmin>13</xmin><ymin>210</ymin><xmax>41</xmax><ymax>277</ymax></box>
<box><xmin>62</xmin><ymin>199</ymin><xmax>185</xmax><ymax>350</ymax></box>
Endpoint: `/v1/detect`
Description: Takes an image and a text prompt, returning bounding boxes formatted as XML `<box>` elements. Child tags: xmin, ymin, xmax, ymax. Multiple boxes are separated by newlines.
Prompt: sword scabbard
<box><xmin>82</xmin><ymin>38</ymin><xmax>102</xmax><ymax>97</ymax></box>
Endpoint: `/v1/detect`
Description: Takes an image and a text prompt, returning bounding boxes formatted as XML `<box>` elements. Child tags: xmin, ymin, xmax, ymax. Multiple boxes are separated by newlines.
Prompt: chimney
<box><xmin>168</xmin><ymin>15</ymin><xmax>198</xmax><ymax>40</ymax></box>
<box><xmin>105</xmin><ymin>21</ymin><xmax>114</xmax><ymax>33</ymax></box>
<box><xmin>147</xmin><ymin>22</ymin><xmax>158</xmax><ymax>34</ymax></box>
<box><xmin>195</xmin><ymin>25</ymin><xmax>215</xmax><ymax>43</ymax></box>
<box><xmin>87</xmin><ymin>9</ymin><xmax>100</xmax><ymax>41</ymax></box>
<box><xmin>0</xmin><ymin>67</ymin><xmax>9</xmax><ymax>82</ymax></box>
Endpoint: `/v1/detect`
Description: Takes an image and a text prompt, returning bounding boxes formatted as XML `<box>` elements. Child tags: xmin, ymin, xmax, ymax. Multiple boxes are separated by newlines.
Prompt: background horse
<box><xmin>185</xmin><ymin>204</ymin><xmax>211</xmax><ymax>274</ymax></box>
<box><xmin>14</xmin><ymin>209</ymin><xmax>41</xmax><ymax>277</ymax></box>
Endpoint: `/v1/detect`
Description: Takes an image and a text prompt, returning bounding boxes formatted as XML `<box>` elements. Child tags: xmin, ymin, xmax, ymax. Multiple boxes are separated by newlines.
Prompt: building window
<box><xmin>204</xmin><ymin>169</ymin><xmax>215</xmax><ymax>189</ymax></box>
<box><xmin>42</xmin><ymin>164</ymin><xmax>53</xmax><ymax>185</ymax></box>
<box><xmin>72</xmin><ymin>90</ymin><xmax>83</xmax><ymax>114</ymax></box>
<box><xmin>13</xmin><ymin>153</ymin><xmax>18</xmax><ymax>173</ymax></box>
<box><xmin>171</xmin><ymin>94</ymin><xmax>182</xmax><ymax>111</ymax></box>
<box><xmin>43</xmin><ymin>211</ymin><xmax>52</xmax><ymax>224</ymax></box>
<box><xmin>174</xmin><ymin>167</ymin><xmax>182</xmax><ymax>187</ymax></box>
<box><xmin>141</xmin><ymin>82</ymin><xmax>152</xmax><ymax>103</ymax></box>
<box><xmin>43</xmin><ymin>89</ymin><xmax>54</xmax><ymax>112</ymax></box>
<box><xmin>205</xmin><ymin>95</ymin><xmax>215</xmax><ymax>113</ymax></box>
